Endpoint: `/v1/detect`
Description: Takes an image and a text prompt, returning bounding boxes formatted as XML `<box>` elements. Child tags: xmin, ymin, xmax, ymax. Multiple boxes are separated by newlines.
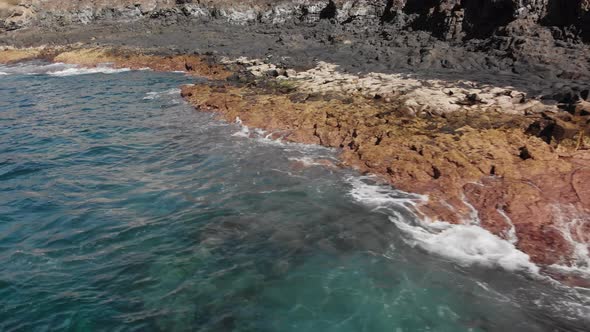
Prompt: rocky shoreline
<box><xmin>1</xmin><ymin>0</ymin><xmax>589</xmax><ymax>285</ymax></box>
<box><xmin>180</xmin><ymin>61</ymin><xmax>590</xmax><ymax>273</ymax></box>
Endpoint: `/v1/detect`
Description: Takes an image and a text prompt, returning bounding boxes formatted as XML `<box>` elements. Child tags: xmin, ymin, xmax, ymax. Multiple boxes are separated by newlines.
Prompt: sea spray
<box><xmin>348</xmin><ymin>176</ymin><xmax>540</xmax><ymax>274</ymax></box>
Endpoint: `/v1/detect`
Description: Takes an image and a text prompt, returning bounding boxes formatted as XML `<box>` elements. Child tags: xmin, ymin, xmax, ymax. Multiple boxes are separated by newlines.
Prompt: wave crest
<box><xmin>49</xmin><ymin>65</ymin><xmax>131</xmax><ymax>77</ymax></box>
<box><xmin>0</xmin><ymin>62</ymin><xmax>131</xmax><ymax>76</ymax></box>
<box><xmin>348</xmin><ymin>176</ymin><xmax>540</xmax><ymax>274</ymax></box>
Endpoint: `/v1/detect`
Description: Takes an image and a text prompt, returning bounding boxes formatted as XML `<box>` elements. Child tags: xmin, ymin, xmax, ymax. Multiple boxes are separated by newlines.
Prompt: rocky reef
<box><xmin>180</xmin><ymin>63</ymin><xmax>590</xmax><ymax>272</ymax></box>
<box><xmin>1</xmin><ymin>0</ymin><xmax>589</xmax><ymax>283</ymax></box>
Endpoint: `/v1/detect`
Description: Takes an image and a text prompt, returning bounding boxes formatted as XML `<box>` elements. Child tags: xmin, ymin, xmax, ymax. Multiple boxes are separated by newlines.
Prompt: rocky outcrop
<box><xmin>543</xmin><ymin>0</ymin><xmax>590</xmax><ymax>41</ymax></box>
<box><xmin>0</xmin><ymin>1</ymin><xmax>35</xmax><ymax>31</ymax></box>
<box><xmin>0</xmin><ymin>46</ymin><xmax>41</xmax><ymax>62</ymax></box>
<box><xmin>1</xmin><ymin>1</ymin><xmax>589</xmax><ymax>42</ymax></box>
<box><xmin>2</xmin><ymin>1</ymin><xmax>589</xmax><ymax>84</ymax></box>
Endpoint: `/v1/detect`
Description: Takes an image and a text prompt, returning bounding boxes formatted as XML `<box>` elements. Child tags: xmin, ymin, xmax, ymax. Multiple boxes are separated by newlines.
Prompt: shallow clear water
<box><xmin>0</xmin><ymin>64</ymin><xmax>588</xmax><ymax>331</ymax></box>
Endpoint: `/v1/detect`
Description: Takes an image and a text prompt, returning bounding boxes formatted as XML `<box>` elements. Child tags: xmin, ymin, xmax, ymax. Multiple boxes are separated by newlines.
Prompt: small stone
<box><xmin>519</xmin><ymin>146</ymin><xmax>533</xmax><ymax>160</ymax></box>
<box><xmin>467</xmin><ymin>93</ymin><xmax>480</xmax><ymax>103</ymax></box>
<box><xmin>276</xmin><ymin>68</ymin><xmax>287</xmax><ymax>77</ymax></box>
<box><xmin>266</xmin><ymin>69</ymin><xmax>279</xmax><ymax>77</ymax></box>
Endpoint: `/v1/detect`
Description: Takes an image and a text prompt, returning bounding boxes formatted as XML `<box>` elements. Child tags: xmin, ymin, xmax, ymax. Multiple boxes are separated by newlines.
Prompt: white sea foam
<box><xmin>348</xmin><ymin>176</ymin><xmax>427</xmax><ymax>210</ymax></box>
<box><xmin>0</xmin><ymin>62</ymin><xmax>75</xmax><ymax>75</ymax></box>
<box><xmin>49</xmin><ymin>65</ymin><xmax>131</xmax><ymax>76</ymax></box>
<box><xmin>497</xmin><ymin>207</ymin><xmax>518</xmax><ymax>244</ymax></box>
<box><xmin>228</xmin><ymin>117</ymin><xmax>335</xmax><ymax>157</ymax></box>
<box><xmin>548</xmin><ymin>205</ymin><xmax>590</xmax><ymax>277</ymax></box>
<box><xmin>143</xmin><ymin>88</ymin><xmax>181</xmax><ymax>100</ymax></box>
<box><xmin>348</xmin><ymin>176</ymin><xmax>540</xmax><ymax>274</ymax></box>
<box><xmin>395</xmin><ymin>221</ymin><xmax>540</xmax><ymax>273</ymax></box>
<box><xmin>0</xmin><ymin>62</ymin><xmax>132</xmax><ymax>76</ymax></box>
<box><xmin>461</xmin><ymin>192</ymin><xmax>481</xmax><ymax>225</ymax></box>
<box><xmin>287</xmin><ymin>156</ymin><xmax>336</xmax><ymax>167</ymax></box>
<box><xmin>0</xmin><ymin>71</ymin><xmax>7</xmax><ymax>75</ymax></box>
<box><xmin>231</xmin><ymin>117</ymin><xmax>251</xmax><ymax>137</ymax></box>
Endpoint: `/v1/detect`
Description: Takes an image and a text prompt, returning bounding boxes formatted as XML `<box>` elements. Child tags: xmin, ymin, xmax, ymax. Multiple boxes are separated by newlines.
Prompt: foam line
<box><xmin>48</xmin><ymin>66</ymin><xmax>131</xmax><ymax>76</ymax></box>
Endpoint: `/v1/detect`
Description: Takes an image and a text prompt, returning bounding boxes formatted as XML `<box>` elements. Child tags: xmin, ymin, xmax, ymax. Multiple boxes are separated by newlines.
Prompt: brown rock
<box><xmin>0</xmin><ymin>48</ymin><xmax>42</xmax><ymax>63</ymax></box>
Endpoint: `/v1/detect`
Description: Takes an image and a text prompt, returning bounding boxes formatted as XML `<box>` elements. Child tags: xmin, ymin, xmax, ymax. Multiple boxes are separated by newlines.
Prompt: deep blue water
<box><xmin>0</xmin><ymin>63</ymin><xmax>588</xmax><ymax>331</ymax></box>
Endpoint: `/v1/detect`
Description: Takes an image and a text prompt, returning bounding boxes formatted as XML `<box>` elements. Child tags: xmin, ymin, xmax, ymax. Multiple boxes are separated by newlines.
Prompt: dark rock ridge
<box><xmin>2</xmin><ymin>1</ymin><xmax>589</xmax><ymax>83</ymax></box>
<box><xmin>2</xmin><ymin>1</ymin><xmax>589</xmax><ymax>41</ymax></box>
<box><xmin>1</xmin><ymin>1</ymin><xmax>589</xmax><ymax>85</ymax></box>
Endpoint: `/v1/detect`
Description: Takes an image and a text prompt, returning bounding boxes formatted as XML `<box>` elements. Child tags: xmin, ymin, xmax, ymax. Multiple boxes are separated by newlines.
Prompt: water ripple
<box><xmin>0</xmin><ymin>65</ymin><xmax>587</xmax><ymax>331</ymax></box>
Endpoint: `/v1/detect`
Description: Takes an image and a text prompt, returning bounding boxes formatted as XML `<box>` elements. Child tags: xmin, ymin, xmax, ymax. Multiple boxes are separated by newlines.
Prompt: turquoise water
<box><xmin>0</xmin><ymin>63</ymin><xmax>588</xmax><ymax>331</ymax></box>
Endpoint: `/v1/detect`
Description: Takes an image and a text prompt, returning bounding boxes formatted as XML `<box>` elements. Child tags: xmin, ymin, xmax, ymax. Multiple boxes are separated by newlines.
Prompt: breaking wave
<box><xmin>143</xmin><ymin>88</ymin><xmax>181</xmax><ymax>100</ymax></box>
<box><xmin>0</xmin><ymin>62</ymin><xmax>131</xmax><ymax>76</ymax></box>
<box><xmin>231</xmin><ymin>117</ymin><xmax>252</xmax><ymax>138</ymax></box>
<box><xmin>229</xmin><ymin>117</ymin><xmax>336</xmax><ymax>160</ymax></box>
<box><xmin>0</xmin><ymin>62</ymin><xmax>73</xmax><ymax>75</ymax></box>
<box><xmin>348</xmin><ymin>176</ymin><xmax>540</xmax><ymax>274</ymax></box>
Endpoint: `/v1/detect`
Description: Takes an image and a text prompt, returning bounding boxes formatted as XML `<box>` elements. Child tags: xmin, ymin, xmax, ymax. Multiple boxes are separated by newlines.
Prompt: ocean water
<box><xmin>0</xmin><ymin>63</ymin><xmax>588</xmax><ymax>331</ymax></box>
